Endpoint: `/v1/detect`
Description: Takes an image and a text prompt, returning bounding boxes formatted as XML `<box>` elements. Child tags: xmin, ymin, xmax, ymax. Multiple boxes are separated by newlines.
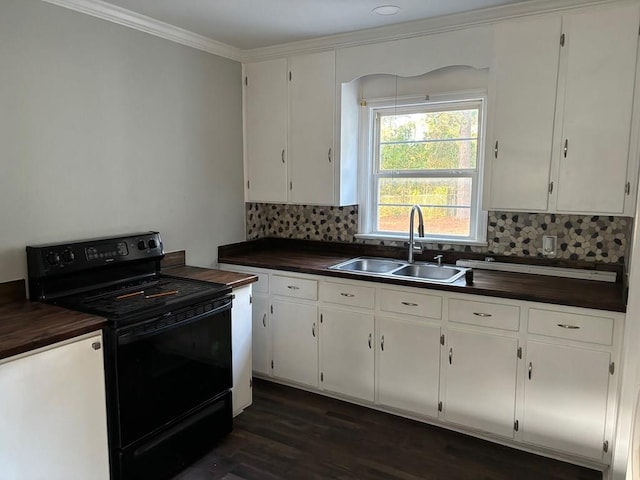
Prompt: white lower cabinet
<box><xmin>0</xmin><ymin>332</ymin><xmax>110</xmax><ymax>480</ymax></box>
<box><xmin>320</xmin><ymin>307</ymin><xmax>375</xmax><ymax>401</ymax></box>
<box><xmin>377</xmin><ymin>316</ymin><xmax>441</xmax><ymax>417</ymax></box>
<box><xmin>522</xmin><ymin>341</ymin><xmax>611</xmax><ymax>460</ymax></box>
<box><xmin>443</xmin><ymin>329</ymin><xmax>518</xmax><ymax>438</ymax></box>
<box><xmin>220</xmin><ymin>264</ymin><xmax>623</xmax><ymax>466</ymax></box>
<box><xmin>231</xmin><ymin>285</ymin><xmax>253</xmax><ymax>416</ymax></box>
<box><xmin>271</xmin><ymin>299</ymin><xmax>318</xmax><ymax>387</ymax></box>
<box><xmin>251</xmin><ymin>292</ymin><xmax>270</xmax><ymax>376</ymax></box>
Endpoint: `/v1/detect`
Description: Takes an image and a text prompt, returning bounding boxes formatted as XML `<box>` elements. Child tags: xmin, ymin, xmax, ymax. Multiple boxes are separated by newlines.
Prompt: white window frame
<box><xmin>356</xmin><ymin>91</ymin><xmax>488</xmax><ymax>245</ymax></box>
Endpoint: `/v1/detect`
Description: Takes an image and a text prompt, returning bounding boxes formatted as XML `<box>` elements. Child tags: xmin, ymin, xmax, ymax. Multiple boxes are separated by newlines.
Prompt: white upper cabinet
<box><xmin>487</xmin><ymin>15</ymin><xmax>561</xmax><ymax>212</ymax></box>
<box><xmin>244</xmin><ymin>50</ymin><xmax>355</xmax><ymax>206</ymax></box>
<box><xmin>555</xmin><ymin>4</ymin><xmax>639</xmax><ymax>214</ymax></box>
<box><xmin>244</xmin><ymin>58</ymin><xmax>288</xmax><ymax>203</ymax></box>
<box><xmin>289</xmin><ymin>51</ymin><xmax>335</xmax><ymax>204</ymax></box>
<box><xmin>485</xmin><ymin>4</ymin><xmax>640</xmax><ymax>215</ymax></box>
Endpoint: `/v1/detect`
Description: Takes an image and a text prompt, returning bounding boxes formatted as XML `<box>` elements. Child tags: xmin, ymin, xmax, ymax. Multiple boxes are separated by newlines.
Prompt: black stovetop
<box><xmin>52</xmin><ymin>274</ymin><xmax>231</xmax><ymax>323</ymax></box>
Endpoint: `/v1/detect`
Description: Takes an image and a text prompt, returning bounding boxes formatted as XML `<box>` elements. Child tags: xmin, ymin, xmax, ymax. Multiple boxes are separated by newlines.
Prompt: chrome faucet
<box><xmin>408</xmin><ymin>205</ymin><xmax>424</xmax><ymax>264</ymax></box>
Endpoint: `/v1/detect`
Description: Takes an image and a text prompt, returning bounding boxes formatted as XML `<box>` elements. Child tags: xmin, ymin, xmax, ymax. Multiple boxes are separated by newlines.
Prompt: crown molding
<box><xmin>239</xmin><ymin>0</ymin><xmax>620</xmax><ymax>61</ymax></box>
<box><xmin>41</xmin><ymin>0</ymin><xmax>624</xmax><ymax>63</ymax></box>
<box><xmin>41</xmin><ymin>0</ymin><xmax>243</xmax><ymax>61</ymax></box>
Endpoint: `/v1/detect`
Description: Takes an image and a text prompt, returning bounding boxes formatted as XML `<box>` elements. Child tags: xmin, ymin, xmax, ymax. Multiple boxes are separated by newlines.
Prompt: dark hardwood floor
<box><xmin>173</xmin><ymin>379</ymin><xmax>601</xmax><ymax>480</ymax></box>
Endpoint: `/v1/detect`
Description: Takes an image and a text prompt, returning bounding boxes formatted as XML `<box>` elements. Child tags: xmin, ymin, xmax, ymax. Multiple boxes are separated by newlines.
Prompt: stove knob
<box><xmin>148</xmin><ymin>239</ymin><xmax>157</xmax><ymax>249</ymax></box>
<box><xmin>137</xmin><ymin>240</ymin><xmax>146</xmax><ymax>251</ymax></box>
<box><xmin>62</xmin><ymin>249</ymin><xmax>75</xmax><ymax>263</ymax></box>
<box><xmin>46</xmin><ymin>251</ymin><xmax>61</xmax><ymax>265</ymax></box>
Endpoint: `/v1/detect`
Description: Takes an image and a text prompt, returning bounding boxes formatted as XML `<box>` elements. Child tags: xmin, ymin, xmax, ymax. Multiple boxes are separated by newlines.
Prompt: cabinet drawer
<box><xmin>380</xmin><ymin>288</ymin><xmax>442</xmax><ymax>319</ymax></box>
<box><xmin>449</xmin><ymin>299</ymin><xmax>519</xmax><ymax>331</ymax></box>
<box><xmin>320</xmin><ymin>281</ymin><xmax>375</xmax><ymax>309</ymax></box>
<box><xmin>528</xmin><ymin>309</ymin><xmax>614</xmax><ymax>345</ymax></box>
<box><xmin>271</xmin><ymin>275</ymin><xmax>317</xmax><ymax>300</ymax></box>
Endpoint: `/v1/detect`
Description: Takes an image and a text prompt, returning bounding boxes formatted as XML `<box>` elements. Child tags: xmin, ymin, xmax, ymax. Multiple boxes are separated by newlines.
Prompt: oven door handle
<box><xmin>117</xmin><ymin>295</ymin><xmax>232</xmax><ymax>345</ymax></box>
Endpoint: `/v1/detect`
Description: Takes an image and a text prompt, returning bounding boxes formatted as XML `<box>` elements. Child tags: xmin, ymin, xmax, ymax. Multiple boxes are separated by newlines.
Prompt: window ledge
<box><xmin>354</xmin><ymin>233</ymin><xmax>488</xmax><ymax>247</ymax></box>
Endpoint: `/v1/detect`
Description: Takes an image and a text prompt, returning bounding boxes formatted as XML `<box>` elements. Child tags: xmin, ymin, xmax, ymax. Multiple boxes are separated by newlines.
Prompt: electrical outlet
<box><xmin>542</xmin><ymin>235</ymin><xmax>557</xmax><ymax>257</ymax></box>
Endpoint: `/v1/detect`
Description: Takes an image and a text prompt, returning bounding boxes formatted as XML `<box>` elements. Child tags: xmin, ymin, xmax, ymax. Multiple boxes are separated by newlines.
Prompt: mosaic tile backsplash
<box><xmin>246</xmin><ymin>203</ymin><xmax>632</xmax><ymax>264</ymax></box>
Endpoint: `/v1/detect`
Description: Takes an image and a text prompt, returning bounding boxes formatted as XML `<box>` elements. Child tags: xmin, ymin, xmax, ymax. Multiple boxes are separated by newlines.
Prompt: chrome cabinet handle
<box><xmin>401</xmin><ymin>301</ymin><xmax>418</xmax><ymax>307</ymax></box>
<box><xmin>312</xmin><ymin>322</ymin><xmax>316</xmax><ymax>337</ymax></box>
<box><xmin>368</xmin><ymin>333</ymin><xmax>372</xmax><ymax>349</ymax></box>
<box><xmin>473</xmin><ymin>312</ymin><xmax>492</xmax><ymax>317</ymax></box>
<box><xmin>557</xmin><ymin>323</ymin><xmax>580</xmax><ymax>329</ymax></box>
<box><xmin>449</xmin><ymin>347</ymin><xmax>453</xmax><ymax>365</ymax></box>
<box><xmin>262</xmin><ymin>313</ymin><xmax>266</xmax><ymax>327</ymax></box>
<box><xmin>494</xmin><ymin>140</ymin><xmax>499</xmax><ymax>159</ymax></box>
<box><xmin>381</xmin><ymin>335</ymin><xmax>385</xmax><ymax>351</ymax></box>
<box><xmin>563</xmin><ymin>139</ymin><xmax>568</xmax><ymax>158</ymax></box>
<box><xmin>328</xmin><ymin>147</ymin><xmax>332</xmax><ymax>163</ymax></box>
<box><xmin>287</xmin><ymin>285</ymin><xmax>300</xmax><ymax>290</ymax></box>
<box><xmin>281</xmin><ymin>149</ymin><xmax>285</xmax><ymax>163</ymax></box>
<box><xmin>528</xmin><ymin>362</ymin><xmax>533</xmax><ymax>380</ymax></box>
<box><xmin>340</xmin><ymin>292</ymin><xmax>355</xmax><ymax>298</ymax></box>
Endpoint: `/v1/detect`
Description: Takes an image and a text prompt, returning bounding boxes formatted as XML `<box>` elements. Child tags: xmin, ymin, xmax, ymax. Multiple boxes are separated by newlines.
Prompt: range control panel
<box><xmin>27</xmin><ymin>232</ymin><xmax>164</xmax><ymax>278</ymax></box>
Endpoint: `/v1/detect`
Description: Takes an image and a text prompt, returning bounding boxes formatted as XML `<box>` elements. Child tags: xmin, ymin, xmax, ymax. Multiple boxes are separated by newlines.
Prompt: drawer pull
<box><xmin>449</xmin><ymin>347</ymin><xmax>453</xmax><ymax>365</ymax></box>
<box><xmin>368</xmin><ymin>333</ymin><xmax>372</xmax><ymax>349</ymax></box>
<box><xmin>401</xmin><ymin>301</ymin><xmax>418</xmax><ymax>307</ymax></box>
<box><xmin>557</xmin><ymin>323</ymin><xmax>580</xmax><ymax>330</ymax></box>
<box><xmin>528</xmin><ymin>362</ymin><xmax>533</xmax><ymax>380</ymax></box>
<box><xmin>381</xmin><ymin>335</ymin><xmax>385</xmax><ymax>351</ymax></box>
<box><xmin>473</xmin><ymin>312</ymin><xmax>492</xmax><ymax>317</ymax></box>
<box><xmin>312</xmin><ymin>322</ymin><xmax>316</xmax><ymax>337</ymax></box>
<box><xmin>287</xmin><ymin>285</ymin><xmax>300</xmax><ymax>290</ymax></box>
<box><xmin>262</xmin><ymin>313</ymin><xmax>266</xmax><ymax>327</ymax></box>
<box><xmin>340</xmin><ymin>293</ymin><xmax>355</xmax><ymax>298</ymax></box>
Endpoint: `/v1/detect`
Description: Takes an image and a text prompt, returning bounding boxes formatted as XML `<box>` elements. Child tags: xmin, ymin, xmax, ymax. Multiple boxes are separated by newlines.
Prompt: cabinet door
<box><xmin>289</xmin><ymin>51</ymin><xmax>336</xmax><ymax>205</ymax></box>
<box><xmin>523</xmin><ymin>341</ymin><xmax>610</xmax><ymax>460</ymax></box>
<box><xmin>443</xmin><ymin>329</ymin><xmax>518</xmax><ymax>438</ymax></box>
<box><xmin>487</xmin><ymin>15</ymin><xmax>561</xmax><ymax>211</ymax></box>
<box><xmin>271</xmin><ymin>299</ymin><xmax>318</xmax><ymax>387</ymax></box>
<box><xmin>320</xmin><ymin>308</ymin><xmax>374</xmax><ymax>401</ymax></box>
<box><xmin>231</xmin><ymin>285</ymin><xmax>252</xmax><ymax>416</ymax></box>
<box><xmin>0</xmin><ymin>334</ymin><xmax>109</xmax><ymax>480</ymax></box>
<box><xmin>251</xmin><ymin>293</ymin><xmax>270</xmax><ymax>376</ymax></box>
<box><xmin>245</xmin><ymin>58</ymin><xmax>288</xmax><ymax>202</ymax></box>
<box><xmin>378</xmin><ymin>317</ymin><xmax>440</xmax><ymax>417</ymax></box>
<box><xmin>556</xmin><ymin>5</ymin><xmax>639</xmax><ymax>213</ymax></box>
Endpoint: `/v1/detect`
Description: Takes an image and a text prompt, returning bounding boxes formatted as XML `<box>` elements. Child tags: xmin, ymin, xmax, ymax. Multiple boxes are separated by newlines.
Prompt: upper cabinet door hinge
<box><xmin>625</xmin><ymin>182</ymin><xmax>631</xmax><ymax>195</ymax></box>
<box><xmin>610</xmin><ymin>362</ymin><xmax>615</xmax><ymax>375</ymax></box>
<box><xmin>560</xmin><ymin>33</ymin><xmax>565</xmax><ymax>46</ymax></box>
<box><xmin>440</xmin><ymin>334</ymin><xmax>445</xmax><ymax>346</ymax></box>
<box><xmin>244</xmin><ymin>76</ymin><xmax>248</xmax><ymax>86</ymax></box>
<box><xmin>517</xmin><ymin>346</ymin><xmax>522</xmax><ymax>359</ymax></box>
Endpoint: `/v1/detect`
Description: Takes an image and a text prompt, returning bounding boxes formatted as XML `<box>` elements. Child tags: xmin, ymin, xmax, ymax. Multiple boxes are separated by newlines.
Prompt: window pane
<box><xmin>379</xmin><ymin>109</ymin><xmax>478</xmax><ymax>170</ymax></box>
<box><xmin>377</xmin><ymin>177</ymin><xmax>472</xmax><ymax>236</ymax></box>
<box><xmin>378</xmin><ymin>205</ymin><xmax>471</xmax><ymax>236</ymax></box>
<box><xmin>380</xmin><ymin>140</ymin><xmax>477</xmax><ymax>170</ymax></box>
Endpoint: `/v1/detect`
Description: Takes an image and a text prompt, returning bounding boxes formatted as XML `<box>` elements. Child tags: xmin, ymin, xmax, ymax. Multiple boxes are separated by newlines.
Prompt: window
<box><xmin>359</xmin><ymin>93</ymin><xmax>487</xmax><ymax>244</ymax></box>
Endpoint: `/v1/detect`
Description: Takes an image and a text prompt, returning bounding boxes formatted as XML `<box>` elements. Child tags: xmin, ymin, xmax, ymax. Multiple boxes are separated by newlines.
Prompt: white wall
<box><xmin>0</xmin><ymin>0</ymin><xmax>245</xmax><ymax>283</ymax></box>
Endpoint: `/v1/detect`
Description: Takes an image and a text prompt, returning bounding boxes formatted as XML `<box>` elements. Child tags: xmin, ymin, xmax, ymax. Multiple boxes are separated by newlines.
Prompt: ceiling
<box><xmin>99</xmin><ymin>0</ymin><xmax>539</xmax><ymax>50</ymax></box>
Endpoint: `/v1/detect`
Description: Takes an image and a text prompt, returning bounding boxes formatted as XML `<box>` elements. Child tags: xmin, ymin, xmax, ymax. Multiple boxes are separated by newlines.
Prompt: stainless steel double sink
<box><xmin>329</xmin><ymin>257</ymin><xmax>467</xmax><ymax>284</ymax></box>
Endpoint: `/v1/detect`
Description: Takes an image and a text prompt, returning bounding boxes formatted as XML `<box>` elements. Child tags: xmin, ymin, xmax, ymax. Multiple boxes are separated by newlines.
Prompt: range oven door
<box><xmin>112</xmin><ymin>295</ymin><xmax>232</xmax><ymax>449</ymax></box>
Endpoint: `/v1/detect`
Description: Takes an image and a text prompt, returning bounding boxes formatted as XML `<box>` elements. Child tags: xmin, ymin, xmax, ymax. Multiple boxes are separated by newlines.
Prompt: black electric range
<box><xmin>27</xmin><ymin>232</ymin><xmax>234</xmax><ymax>480</ymax></box>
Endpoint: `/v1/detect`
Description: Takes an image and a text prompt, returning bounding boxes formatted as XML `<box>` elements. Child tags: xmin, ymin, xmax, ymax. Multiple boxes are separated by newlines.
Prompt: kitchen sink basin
<box><xmin>330</xmin><ymin>257</ymin><xmax>406</xmax><ymax>274</ymax></box>
<box><xmin>329</xmin><ymin>257</ymin><xmax>467</xmax><ymax>284</ymax></box>
<box><xmin>391</xmin><ymin>264</ymin><xmax>466</xmax><ymax>282</ymax></box>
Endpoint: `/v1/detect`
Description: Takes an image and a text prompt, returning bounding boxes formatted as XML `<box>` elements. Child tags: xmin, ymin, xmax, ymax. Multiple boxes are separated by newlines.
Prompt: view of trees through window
<box><xmin>375</xmin><ymin>105</ymin><xmax>479</xmax><ymax>237</ymax></box>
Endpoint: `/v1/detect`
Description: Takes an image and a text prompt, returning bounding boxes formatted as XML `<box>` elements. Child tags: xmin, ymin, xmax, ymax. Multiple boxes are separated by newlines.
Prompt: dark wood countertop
<box><xmin>218</xmin><ymin>243</ymin><xmax>626</xmax><ymax>313</ymax></box>
<box><xmin>163</xmin><ymin>265</ymin><xmax>258</xmax><ymax>289</ymax></box>
<box><xmin>0</xmin><ymin>302</ymin><xmax>106</xmax><ymax>361</ymax></box>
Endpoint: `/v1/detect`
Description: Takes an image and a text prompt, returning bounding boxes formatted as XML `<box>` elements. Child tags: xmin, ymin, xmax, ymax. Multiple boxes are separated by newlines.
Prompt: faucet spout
<box><xmin>408</xmin><ymin>205</ymin><xmax>425</xmax><ymax>264</ymax></box>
